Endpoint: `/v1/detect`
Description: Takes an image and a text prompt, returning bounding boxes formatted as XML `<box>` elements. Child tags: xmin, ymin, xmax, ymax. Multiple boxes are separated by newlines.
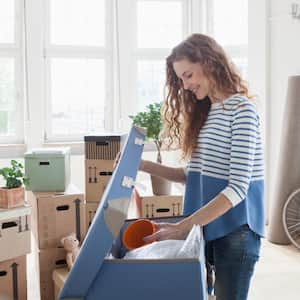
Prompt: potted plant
<box><xmin>0</xmin><ymin>160</ymin><xmax>30</xmax><ymax>209</ymax></box>
<box><xmin>130</xmin><ymin>102</ymin><xmax>171</xmax><ymax>195</ymax></box>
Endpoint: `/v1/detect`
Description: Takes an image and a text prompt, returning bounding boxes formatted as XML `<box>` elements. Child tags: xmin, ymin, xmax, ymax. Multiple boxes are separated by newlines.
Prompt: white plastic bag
<box><xmin>123</xmin><ymin>225</ymin><xmax>202</xmax><ymax>259</ymax></box>
<box><xmin>177</xmin><ymin>225</ymin><xmax>202</xmax><ymax>258</ymax></box>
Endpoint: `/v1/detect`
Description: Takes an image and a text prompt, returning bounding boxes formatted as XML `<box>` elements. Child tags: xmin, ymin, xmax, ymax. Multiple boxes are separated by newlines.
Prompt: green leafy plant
<box><xmin>0</xmin><ymin>160</ymin><xmax>30</xmax><ymax>189</ymax></box>
<box><xmin>129</xmin><ymin>102</ymin><xmax>163</xmax><ymax>163</ymax></box>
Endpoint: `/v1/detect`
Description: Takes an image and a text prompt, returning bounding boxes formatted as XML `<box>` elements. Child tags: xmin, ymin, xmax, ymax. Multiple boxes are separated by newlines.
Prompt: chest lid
<box><xmin>59</xmin><ymin>126</ymin><xmax>146</xmax><ymax>299</ymax></box>
<box><xmin>24</xmin><ymin>147</ymin><xmax>70</xmax><ymax>158</ymax></box>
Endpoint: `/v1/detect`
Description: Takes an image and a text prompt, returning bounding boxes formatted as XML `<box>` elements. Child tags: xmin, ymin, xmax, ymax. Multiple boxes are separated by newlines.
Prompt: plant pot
<box><xmin>0</xmin><ymin>186</ymin><xmax>25</xmax><ymax>209</ymax></box>
<box><xmin>151</xmin><ymin>175</ymin><xmax>171</xmax><ymax>196</ymax></box>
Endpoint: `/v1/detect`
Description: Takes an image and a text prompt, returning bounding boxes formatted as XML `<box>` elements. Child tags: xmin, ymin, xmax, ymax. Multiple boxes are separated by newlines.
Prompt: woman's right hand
<box><xmin>143</xmin><ymin>219</ymin><xmax>192</xmax><ymax>243</ymax></box>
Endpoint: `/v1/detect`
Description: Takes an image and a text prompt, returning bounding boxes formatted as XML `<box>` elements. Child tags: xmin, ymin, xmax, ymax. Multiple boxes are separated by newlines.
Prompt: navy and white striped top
<box><xmin>184</xmin><ymin>94</ymin><xmax>265</xmax><ymax>240</ymax></box>
<box><xmin>187</xmin><ymin>95</ymin><xmax>264</xmax><ymax>206</ymax></box>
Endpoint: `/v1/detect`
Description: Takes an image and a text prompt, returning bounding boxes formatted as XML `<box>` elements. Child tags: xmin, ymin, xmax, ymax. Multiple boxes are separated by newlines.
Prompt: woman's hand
<box><xmin>143</xmin><ymin>219</ymin><xmax>192</xmax><ymax>243</ymax></box>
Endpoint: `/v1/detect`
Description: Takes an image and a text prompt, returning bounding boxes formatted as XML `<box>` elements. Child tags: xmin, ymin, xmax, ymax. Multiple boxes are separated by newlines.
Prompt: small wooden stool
<box><xmin>52</xmin><ymin>267</ymin><xmax>69</xmax><ymax>300</ymax></box>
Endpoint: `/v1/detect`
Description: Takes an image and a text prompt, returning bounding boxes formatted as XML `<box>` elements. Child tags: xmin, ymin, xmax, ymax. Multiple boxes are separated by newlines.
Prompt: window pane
<box><xmin>0</xmin><ymin>58</ymin><xmax>16</xmax><ymax>135</ymax></box>
<box><xmin>0</xmin><ymin>0</ymin><xmax>14</xmax><ymax>43</ymax></box>
<box><xmin>137</xmin><ymin>60</ymin><xmax>165</xmax><ymax>111</ymax></box>
<box><xmin>50</xmin><ymin>58</ymin><xmax>105</xmax><ymax>136</ymax></box>
<box><xmin>232</xmin><ymin>57</ymin><xmax>248</xmax><ymax>79</ymax></box>
<box><xmin>213</xmin><ymin>0</ymin><xmax>248</xmax><ymax>46</ymax></box>
<box><xmin>137</xmin><ymin>1</ymin><xmax>183</xmax><ymax>48</ymax></box>
<box><xmin>50</xmin><ymin>0</ymin><xmax>105</xmax><ymax>46</ymax></box>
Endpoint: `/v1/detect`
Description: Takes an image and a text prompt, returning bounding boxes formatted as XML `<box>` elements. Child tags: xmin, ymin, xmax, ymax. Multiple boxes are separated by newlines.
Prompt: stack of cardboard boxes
<box><xmin>25</xmin><ymin>148</ymin><xmax>85</xmax><ymax>300</ymax></box>
<box><xmin>83</xmin><ymin>134</ymin><xmax>183</xmax><ymax>220</ymax></box>
<box><xmin>84</xmin><ymin>134</ymin><xmax>124</xmax><ymax>229</ymax></box>
<box><xmin>0</xmin><ymin>204</ymin><xmax>31</xmax><ymax>299</ymax></box>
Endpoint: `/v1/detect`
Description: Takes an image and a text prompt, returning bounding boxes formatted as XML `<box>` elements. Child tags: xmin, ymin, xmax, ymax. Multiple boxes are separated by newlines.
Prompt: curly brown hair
<box><xmin>162</xmin><ymin>33</ymin><xmax>251</xmax><ymax>159</ymax></box>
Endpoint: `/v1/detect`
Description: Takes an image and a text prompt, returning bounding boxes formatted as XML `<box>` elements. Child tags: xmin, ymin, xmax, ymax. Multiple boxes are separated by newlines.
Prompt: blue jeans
<box><xmin>205</xmin><ymin>224</ymin><xmax>261</xmax><ymax>300</ymax></box>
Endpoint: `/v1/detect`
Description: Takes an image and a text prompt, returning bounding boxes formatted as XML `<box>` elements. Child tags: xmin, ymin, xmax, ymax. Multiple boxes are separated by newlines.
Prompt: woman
<box><xmin>141</xmin><ymin>34</ymin><xmax>264</xmax><ymax>300</ymax></box>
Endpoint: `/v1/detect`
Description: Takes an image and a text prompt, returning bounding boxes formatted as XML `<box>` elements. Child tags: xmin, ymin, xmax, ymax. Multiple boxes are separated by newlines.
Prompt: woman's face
<box><xmin>173</xmin><ymin>58</ymin><xmax>211</xmax><ymax>100</ymax></box>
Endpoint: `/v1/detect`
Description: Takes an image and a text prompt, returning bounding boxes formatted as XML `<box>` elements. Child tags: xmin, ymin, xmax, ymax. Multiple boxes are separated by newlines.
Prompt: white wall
<box><xmin>248</xmin><ymin>0</ymin><xmax>269</xmax><ymax>218</ymax></box>
<box><xmin>267</xmin><ymin>0</ymin><xmax>300</xmax><ymax>215</ymax></box>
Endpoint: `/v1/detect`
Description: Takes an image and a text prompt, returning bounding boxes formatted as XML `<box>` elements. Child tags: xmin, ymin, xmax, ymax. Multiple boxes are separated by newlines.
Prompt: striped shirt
<box><xmin>187</xmin><ymin>95</ymin><xmax>264</xmax><ymax>206</ymax></box>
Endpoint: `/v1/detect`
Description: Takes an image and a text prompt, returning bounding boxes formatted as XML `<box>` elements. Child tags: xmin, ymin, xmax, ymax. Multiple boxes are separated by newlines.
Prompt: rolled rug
<box><xmin>268</xmin><ymin>75</ymin><xmax>300</xmax><ymax>244</ymax></box>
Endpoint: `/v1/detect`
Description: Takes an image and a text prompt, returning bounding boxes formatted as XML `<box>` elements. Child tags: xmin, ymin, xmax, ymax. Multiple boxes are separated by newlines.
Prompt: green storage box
<box><xmin>24</xmin><ymin>148</ymin><xmax>70</xmax><ymax>192</ymax></box>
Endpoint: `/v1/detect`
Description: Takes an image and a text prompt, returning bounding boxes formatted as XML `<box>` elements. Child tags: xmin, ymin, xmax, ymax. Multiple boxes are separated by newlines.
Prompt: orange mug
<box><xmin>122</xmin><ymin>219</ymin><xmax>156</xmax><ymax>250</ymax></box>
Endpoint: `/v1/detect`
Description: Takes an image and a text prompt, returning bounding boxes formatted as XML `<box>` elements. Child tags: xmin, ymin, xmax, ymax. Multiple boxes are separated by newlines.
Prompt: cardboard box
<box><xmin>53</xmin><ymin>267</ymin><xmax>69</xmax><ymax>300</ymax></box>
<box><xmin>127</xmin><ymin>194</ymin><xmax>183</xmax><ymax>219</ymax></box>
<box><xmin>85</xmin><ymin>202</ymin><xmax>99</xmax><ymax>233</ymax></box>
<box><xmin>0</xmin><ymin>205</ymin><xmax>31</xmax><ymax>262</ymax></box>
<box><xmin>25</xmin><ymin>147</ymin><xmax>71</xmax><ymax>192</ymax></box>
<box><xmin>84</xmin><ymin>134</ymin><xmax>125</xmax><ymax>160</ymax></box>
<box><xmin>141</xmin><ymin>195</ymin><xmax>183</xmax><ymax>218</ymax></box>
<box><xmin>0</xmin><ymin>255</ymin><xmax>27</xmax><ymax>300</ymax></box>
<box><xmin>85</xmin><ymin>159</ymin><xmax>114</xmax><ymax>202</ymax></box>
<box><xmin>38</xmin><ymin>248</ymin><xmax>67</xmax><ymax>300</ymax></box>
<box><xmin>28</xmin><ymin>184</ymin><xmax>86</xmax><ymax>249</ymax></box>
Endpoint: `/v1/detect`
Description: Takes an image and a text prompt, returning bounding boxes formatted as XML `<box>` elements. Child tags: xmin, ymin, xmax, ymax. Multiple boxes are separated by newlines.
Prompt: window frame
<box><xmin>206</xmin><ymin>0</ymin><xmax>249</xmax><ymax>77</ymax></box>
<box><xmin>0</xmin><ymin>0</ymin><xmax>24</xmax><ymax>144</ymax></box>
<box><xmin>43</xmin><ymin>0</ymin><xmax>114</xmax><ymax>142</ymax></box>
<box><xmin>0</xmin><ymin>0</ymin><xmax>267</xmax><ymax>161</ymax></box>
<box><xmin>116</xmin><ymin>0</ymin><xmax>191</xmax><ymax>131</ymax></box>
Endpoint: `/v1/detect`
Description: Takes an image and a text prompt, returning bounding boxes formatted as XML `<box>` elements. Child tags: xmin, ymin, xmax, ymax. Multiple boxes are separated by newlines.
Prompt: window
<box><xmin>0</xmin><ymin>0</ymin><xmax>23</xmax><ymax>143</ymax></box>
<box><xmin>207</xmin><ymin>0</ymin><xmax>248</xmax><ymax>78</ymax></box>
<box><xmin>137</xmin><ymin>60</ymin><xmax>166</xmax><ymax>111</ymax></box>
<box><xmin>135</xmin><ymin>0</ymin><xmax>187</xmax><ymax>112</ymax></box>
<box><xmin>0</xmin><ymin>0</ymin><xmax>258</xmax><ymax>154</ymax></box>
<box><xmin>48</xmin><ymin>58</ymin><xmax>106</xmax><ymax>136</ymax></box>
<box><xmin>44</xmin><ymin>0</ymin><xmax>110</xmax><ymax>141</ymax></box>
<box><xmin>137</xmin><ymin>1</ymin><xmax>183</xmax><ymax>49</ymax></box>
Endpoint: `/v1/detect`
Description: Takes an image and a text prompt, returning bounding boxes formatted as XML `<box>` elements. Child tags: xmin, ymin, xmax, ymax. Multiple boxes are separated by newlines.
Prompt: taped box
<box><xmin>24</xmin><ymin>147</ymin><xmax>71</xmax><ymax>192</ymax></box>
<box><xmin>85</xmin><ymin>202</ymin><xmax>99</xmax><ymax>233</ymax></box>
<box><xmin>36</xmin><ymin>247</ymin><xmax>67</xmax><ymax>300</ymax></box>
<box><xmin>127</xmin><ymin>193</ymin><xmax>183</xmax><ymax>219</ymax></box>
<box><xmin>0</xmin><ymin>205</ymin><xmax>31</xmax><ymax>262</ymax></box>
<box><xmin>27</xmin><ymin>183</ymin><xmax>86</xmax><ymax>249</ymax></box>
<box><xmin>85</xmin><ymin>159</ymin><xmax>114</xmax><ymax>202</ymax></box>
<box><xmin>141</xmin><ymin>195</ymin><xmax>183</xmax><ymax>218</ymax></box>
<box><xmin>84</xmin><ymin>134</ymin><xmax>125</xmax><ymax>160</ymax></box>
<box><xmin>0</xmin><ymin>255</ymin><xmax>27</xmax><ymax>300</ymax></box>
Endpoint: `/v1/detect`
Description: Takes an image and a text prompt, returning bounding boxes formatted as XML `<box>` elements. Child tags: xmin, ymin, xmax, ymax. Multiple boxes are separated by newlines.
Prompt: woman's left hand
<box><xmin>143</xmin><ymin>220</ymin><xmax>191</xmax><ymax>243</ymax></box>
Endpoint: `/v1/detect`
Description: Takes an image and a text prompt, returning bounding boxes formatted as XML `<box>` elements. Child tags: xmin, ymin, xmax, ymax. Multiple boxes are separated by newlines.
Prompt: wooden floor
<box><xmin>248</xmin><ymin>237</ymin><xmax>300</xmax><ymax>299</ymax></box>
<box><xmin>26</xmin><ymin>229</ymin><xmax>300</xmax><ymax>300</ymax></box>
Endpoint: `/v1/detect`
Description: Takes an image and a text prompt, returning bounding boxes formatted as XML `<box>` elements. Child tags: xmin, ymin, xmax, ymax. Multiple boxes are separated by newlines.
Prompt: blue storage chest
<box><xmin>59</xmin><ymin>126</ymin><xmax>207</xmax><ymax>300</ymax></box>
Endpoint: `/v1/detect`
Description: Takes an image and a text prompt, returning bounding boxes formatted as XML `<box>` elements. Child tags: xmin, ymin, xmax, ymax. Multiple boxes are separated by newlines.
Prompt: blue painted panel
<box><xmin>86</xmin><ymin>260</ymin><xmax>207</xmax><ymax>300</ymax></box>
<box><xmin>59</xmin><ymin>126</ymin><xmax>146</xmax><ymax>299</ymax></box>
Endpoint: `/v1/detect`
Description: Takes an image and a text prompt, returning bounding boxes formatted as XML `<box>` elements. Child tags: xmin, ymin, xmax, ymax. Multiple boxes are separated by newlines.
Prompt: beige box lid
<box><xmin>0</xmin><ymin>205</ymin><xmax>31</xmax><ymax>221</ymax></box>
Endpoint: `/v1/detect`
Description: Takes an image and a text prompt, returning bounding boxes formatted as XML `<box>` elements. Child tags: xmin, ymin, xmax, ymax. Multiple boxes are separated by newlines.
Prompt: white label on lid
<box><xmin>31</xmin><ymin>148</ymin><xmax>66</xmax><ymax>154</ymax></box>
